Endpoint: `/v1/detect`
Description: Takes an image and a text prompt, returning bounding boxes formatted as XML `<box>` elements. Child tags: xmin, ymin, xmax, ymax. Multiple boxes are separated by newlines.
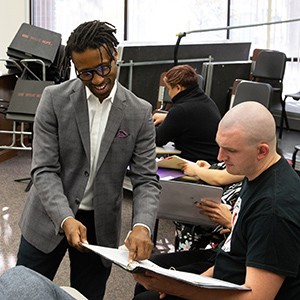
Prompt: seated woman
<box><xmin>134</xmin><ymin>161</ymin><xmax>244</xmax><ymax>299</ymax></box>
<box><xmin>153</xmin><ymin>64</ymin><xmax>221</xmax><ymax>163</ymax></box>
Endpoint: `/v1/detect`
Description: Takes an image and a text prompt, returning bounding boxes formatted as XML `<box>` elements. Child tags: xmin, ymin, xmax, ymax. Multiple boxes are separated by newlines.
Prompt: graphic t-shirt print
<box><xmin>221</xmin><ymin>196</ymin><xmax>242</xmax><ymax>252</ymax></box>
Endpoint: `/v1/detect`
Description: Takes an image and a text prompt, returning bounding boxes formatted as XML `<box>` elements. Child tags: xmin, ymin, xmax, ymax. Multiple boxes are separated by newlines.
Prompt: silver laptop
<box><xmin>158</xmin><ymin>180</ymin><xmax>223</xmax><ymax>227</ymax></box>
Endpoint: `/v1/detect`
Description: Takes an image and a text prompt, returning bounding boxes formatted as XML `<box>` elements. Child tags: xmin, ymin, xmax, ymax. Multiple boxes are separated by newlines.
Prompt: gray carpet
<box><xmin>0</xmin><ymin>151</ymin><xmax>175</xmax><ymax>300</ymax></box>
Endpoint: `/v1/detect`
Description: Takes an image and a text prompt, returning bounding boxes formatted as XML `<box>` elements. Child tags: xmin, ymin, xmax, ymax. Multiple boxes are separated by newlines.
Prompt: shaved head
<box><xmin>219</xmin><ymin>101</ymin><xmax>277</xmax><ymax>152</ymax></box>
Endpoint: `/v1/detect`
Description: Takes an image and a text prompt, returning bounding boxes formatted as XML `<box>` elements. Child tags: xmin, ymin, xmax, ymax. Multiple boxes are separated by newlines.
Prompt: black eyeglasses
<box><xmin>76</xmin><ymin>61</ymin><xmax>113</xmax><ymax>81</ymax></box>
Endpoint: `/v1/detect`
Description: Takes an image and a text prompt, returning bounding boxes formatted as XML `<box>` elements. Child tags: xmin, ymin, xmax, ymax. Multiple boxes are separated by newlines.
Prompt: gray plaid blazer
<box><xmin>19</xmin><ymin>79</ymin><xmax>160</xmax><ymax>259</ymax></box>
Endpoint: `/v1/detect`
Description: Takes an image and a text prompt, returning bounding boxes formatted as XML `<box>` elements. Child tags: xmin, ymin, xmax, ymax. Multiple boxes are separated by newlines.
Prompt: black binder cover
<box><xmin>6</xmin><ymin>79</ymin><xmax>54</xmax><ymax>121</ymax></box>
<box><xmin>7</xmin><ymin>23</ymin><xmax>61</xmax><ymax>66</ymax></box>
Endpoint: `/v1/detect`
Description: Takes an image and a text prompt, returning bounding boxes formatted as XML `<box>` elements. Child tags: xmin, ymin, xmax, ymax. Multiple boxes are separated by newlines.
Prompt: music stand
<box><xmin>0</xmin><ymin>61</ymin><xmax>54</xmax><ymax>191</ymax></box>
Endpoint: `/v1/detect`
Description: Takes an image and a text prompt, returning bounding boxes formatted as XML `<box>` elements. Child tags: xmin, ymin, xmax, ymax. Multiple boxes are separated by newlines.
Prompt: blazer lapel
<box><xmin>71</xmin><ymin>84</ymin><xmax>90</xmax><ymax>163</ymax></box>
<box><xmin>96</xmin><ymin>84</ymin><xmax>124</xmax><ymax>171</ymax></box>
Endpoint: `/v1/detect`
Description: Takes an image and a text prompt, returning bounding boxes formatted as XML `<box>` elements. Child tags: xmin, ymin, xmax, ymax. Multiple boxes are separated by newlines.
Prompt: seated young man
<box><xmin>133</xmin><ymin>101</ymin><xmax>300</xmax><ymax>300</ymax></box>
<box><xmin>134</xmin><ymin>161</ymin><xmax>243</xmax><ymax>298</ymax></box>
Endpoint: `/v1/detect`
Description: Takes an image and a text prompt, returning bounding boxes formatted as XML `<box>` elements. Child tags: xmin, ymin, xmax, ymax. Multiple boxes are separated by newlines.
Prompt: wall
<box><xmin>0</xmin><ymin>0</ymin><xmax>29</xmax><ymax>75</ymax></box>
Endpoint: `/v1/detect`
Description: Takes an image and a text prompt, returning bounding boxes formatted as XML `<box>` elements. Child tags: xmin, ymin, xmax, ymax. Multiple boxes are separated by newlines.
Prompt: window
<box><xmin>32</xmin><ymin>0</ymin><xmax>124</xmax><ymax>45</ymax></box>
<box><xmin>31</xmin><ymin>0</ymin><xmax>300</xmax><ymax>108</ymax></box>
<box><xmin>127</xmin><ymin>0</ymin><xmax>228</xmax><ymax>43</ymax></box>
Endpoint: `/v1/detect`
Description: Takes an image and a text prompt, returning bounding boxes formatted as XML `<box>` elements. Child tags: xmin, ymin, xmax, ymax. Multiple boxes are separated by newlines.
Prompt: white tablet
<box><xmin>158</xmin><ymin>180</ymin><xmax>223</xmax><ymax>227</ymax></box>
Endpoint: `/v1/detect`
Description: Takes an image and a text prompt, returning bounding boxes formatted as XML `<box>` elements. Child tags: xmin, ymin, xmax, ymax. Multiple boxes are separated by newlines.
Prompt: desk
<box><xmin>123</xmin><ymin>143</ymin><xmax>182</xmax><ymax>190</ymax></box>
<box><xmin>123</xmin><ymin>168</ymin><xmax>185</xmax><ymax>191</ymax></box>
<box><xmin>156</xmin><ymin>142</ymin><xmax>181</xmax><ymax>157</ymax></box>
<box><xmin>123</xmin><ymin>167</ymin><xmax>196</xmax><ymax>191</ymax></box>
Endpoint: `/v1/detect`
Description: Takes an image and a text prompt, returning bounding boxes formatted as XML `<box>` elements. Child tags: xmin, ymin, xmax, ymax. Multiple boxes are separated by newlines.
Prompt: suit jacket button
<box><xmin>84</xmin><ymin>171</ymin><xmax>89</xmax><ymax>177</ymax></box>
<box><xmin>75</xmin><ymin>198</ymin><xmax>80</xmax><ymax>205</ymax></box>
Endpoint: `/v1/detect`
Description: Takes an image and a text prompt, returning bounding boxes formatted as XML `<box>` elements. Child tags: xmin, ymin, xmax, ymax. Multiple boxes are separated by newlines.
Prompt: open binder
<box><xmin>82</xmin><ymin>244</ymin><xmax>250</xmax><ymax>291</ymax></box>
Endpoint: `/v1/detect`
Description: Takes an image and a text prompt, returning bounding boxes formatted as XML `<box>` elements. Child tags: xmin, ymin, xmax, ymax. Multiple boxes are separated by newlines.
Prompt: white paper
<box><xmin>82</xmin><ymin>244</ymin><xmax>250</xmax><ymax>291</ymax></box>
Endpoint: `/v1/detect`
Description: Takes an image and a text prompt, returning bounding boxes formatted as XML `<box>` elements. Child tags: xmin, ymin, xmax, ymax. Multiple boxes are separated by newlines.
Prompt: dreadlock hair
<box><xmin>61</xmin><ymin>20</ymin><xmax>119</xmax><ymax>76</ymax></box>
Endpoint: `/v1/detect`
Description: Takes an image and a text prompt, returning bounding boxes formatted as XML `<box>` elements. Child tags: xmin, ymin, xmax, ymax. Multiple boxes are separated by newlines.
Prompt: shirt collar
<box><xmin>85</xmin><ymin>81</ymin><xmax>117</xmax><ymax>104</ymax></box>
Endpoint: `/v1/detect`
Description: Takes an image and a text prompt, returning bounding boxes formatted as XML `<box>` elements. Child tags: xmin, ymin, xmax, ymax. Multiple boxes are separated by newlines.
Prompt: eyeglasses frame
<box><xmin>76</xmin><ymin>59</ymin><xmax>114</xmax><ymax>81</ymax></box>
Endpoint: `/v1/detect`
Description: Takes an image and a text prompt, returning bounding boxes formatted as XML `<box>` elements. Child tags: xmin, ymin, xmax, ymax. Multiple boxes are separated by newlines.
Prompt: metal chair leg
<box><xmin>279</xmin><ymin>96</ymin><xmax>290</xmax><ymax>139</ymax></box>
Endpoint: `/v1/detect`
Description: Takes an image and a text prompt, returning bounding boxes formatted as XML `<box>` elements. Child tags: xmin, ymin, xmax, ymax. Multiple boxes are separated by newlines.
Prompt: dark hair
<box><xmin>62</xmin><ymin>20</ymin><xmax>119</xmax><ymax>69</ymax></box>
<box><xmin>164</xmin><ymin>65</ymin><xmax>198</xmax><ymax>89</ymax></box>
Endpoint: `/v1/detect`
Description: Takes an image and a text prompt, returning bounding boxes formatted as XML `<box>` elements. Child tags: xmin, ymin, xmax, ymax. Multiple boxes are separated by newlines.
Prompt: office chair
<box><xmin>251</xmin><ymin>50</ymin><xmax>287</xmax><ymax>138</ymax></box>
<box><xmin>226</xmin><ymin>48</ymin><xmax>266</xmax><ymax>113</ymax></box>
<box><xmin>230</xmin><ymin>80</ymin><xmax>273</xmax><ymax>109</ymax></box>
<box><xmin>249</xmin><ymin>48</ymin><xmax>267</xmax><ymax>77</ymax></box>
<box><xmin>251</xmin><ymin>50</ymin><xmax>286</xmax><ymax>84</ymax></box>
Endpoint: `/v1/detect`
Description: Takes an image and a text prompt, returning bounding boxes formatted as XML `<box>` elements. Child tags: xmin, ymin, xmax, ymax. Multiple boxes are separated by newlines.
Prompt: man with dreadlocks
<box><xmin>16</xmin><ymin>20</ymin><xmax>160</xmax><ymax>299</ymax></box>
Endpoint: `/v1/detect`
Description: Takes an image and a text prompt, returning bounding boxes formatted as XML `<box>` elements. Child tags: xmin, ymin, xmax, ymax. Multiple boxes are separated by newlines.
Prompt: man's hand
<box><xmin>62</xmin><ymin>217</ymin><xmax>88</xmax><ymax>252</ymax></box>
<box><xmin>152</xmin><ymin>113</ymin><xmax>167</xmax><ymax>126</ymax></box>
<box><xmin>196</xmin><ymin>199</ymin><xmax>232</xmax><ymax>228</ymax></box>
<box><xmin>133</xmin><ymin>271</ymin><xmax>186</xmax><ymax>299</ymax></box>
<box><xmin>124</xmin><ymin>225</ymin><xmax>153</xmax><ymax>262</ymax></box>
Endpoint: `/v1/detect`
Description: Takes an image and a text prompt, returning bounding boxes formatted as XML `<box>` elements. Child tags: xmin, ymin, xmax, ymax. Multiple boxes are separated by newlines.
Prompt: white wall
<box><xmin>0</xmin><ymin>0</ymin><xmax>29</xmax><ymax>75</ymax></box>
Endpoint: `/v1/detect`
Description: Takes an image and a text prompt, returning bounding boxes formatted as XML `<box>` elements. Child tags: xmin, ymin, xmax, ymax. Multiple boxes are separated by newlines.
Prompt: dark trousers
<box><xmin>133</xmin><ymin>249</ymin><xmax>216</xmax><ymax>300</ymax></box>
<box><xmin>16</xmin><ymin>210</ymin><xmax>111</xmax><ymax>300</ymax></box>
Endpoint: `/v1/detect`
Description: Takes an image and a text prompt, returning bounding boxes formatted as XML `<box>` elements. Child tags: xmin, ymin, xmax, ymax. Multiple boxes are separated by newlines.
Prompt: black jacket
<box><xmin>156</xmin><ymin>85</ymin><xmax>221</xmax><ymax>163</ymax></box>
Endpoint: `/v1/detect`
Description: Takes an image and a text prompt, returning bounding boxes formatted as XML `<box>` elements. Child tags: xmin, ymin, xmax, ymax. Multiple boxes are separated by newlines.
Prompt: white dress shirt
<box><xmin>79</xmin><ymin>84</ymin><xmax>116</xmax><ymax>210</ymax></box>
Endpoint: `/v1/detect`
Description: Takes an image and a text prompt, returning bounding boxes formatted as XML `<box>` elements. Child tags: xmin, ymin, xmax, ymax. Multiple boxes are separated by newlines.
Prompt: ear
<box><xmin>176</xmin><ymin>84</ymin><xmax>185</xmax><ymax>92</ymax></box>
<box><xmin>113</xmin><ymin>49</ymin><xmax>118</xmax><ymax>61</ymax></box>
<box><xmin>257</xmin><ymin>144</ymin><xmax>269</xmax><ymax>160</ymax></box>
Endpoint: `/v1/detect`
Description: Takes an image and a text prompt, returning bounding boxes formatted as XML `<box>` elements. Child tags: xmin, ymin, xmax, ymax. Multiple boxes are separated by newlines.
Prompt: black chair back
<box><xmin>231</xmin><ymin>80</ymin><xmax>273</xmax><ymax>109</ymax></box>
<box><xmin>252</xmin><ymin>50</ymin><xmax>287</xmax><ymax>81</ymax></box>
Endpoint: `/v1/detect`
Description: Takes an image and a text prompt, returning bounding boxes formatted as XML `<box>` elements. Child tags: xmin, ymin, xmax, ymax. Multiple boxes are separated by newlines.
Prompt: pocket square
<box><xmin>116</xmin><ymin>130</ymin><xmax>129</xmax><ymax>138</ymax></box>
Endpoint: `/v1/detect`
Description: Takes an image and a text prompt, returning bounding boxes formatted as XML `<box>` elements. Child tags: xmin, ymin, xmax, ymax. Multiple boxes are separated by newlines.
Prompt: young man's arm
<box><xmin>133</xmin><ymin>266</ymin><xmax>285</xmax><ymax>300</ymax></box>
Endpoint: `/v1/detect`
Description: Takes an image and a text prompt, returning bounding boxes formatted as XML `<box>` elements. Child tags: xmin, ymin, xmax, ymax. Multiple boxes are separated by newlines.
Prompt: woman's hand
<box><xmin>152</xmin><ymin>113</ymin><xmax>167</xmax><ymax>126</ymax></box>
<box><xmin>196</xmin><ymin>160</ymin><xmax>211</xmax><ymax>168</ymax></box>
<box><xmin>181</xmin><ymin>162</ymin><xmax>200</xmax><ymax>177</ymax></box>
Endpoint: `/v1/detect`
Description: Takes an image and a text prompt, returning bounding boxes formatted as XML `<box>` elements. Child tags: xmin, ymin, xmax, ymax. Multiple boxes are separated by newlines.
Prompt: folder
<box><xmin>157</xmin><ymin>155</ymin><xmax>190</xmax><ymax>170</ymax></box>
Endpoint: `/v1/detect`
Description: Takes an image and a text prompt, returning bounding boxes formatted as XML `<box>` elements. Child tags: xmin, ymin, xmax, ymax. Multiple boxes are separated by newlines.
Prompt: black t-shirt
<box><xmin>214</xmin><ymin>158</ymin><xmax>300</xmax><ymax>299</ymax></box>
